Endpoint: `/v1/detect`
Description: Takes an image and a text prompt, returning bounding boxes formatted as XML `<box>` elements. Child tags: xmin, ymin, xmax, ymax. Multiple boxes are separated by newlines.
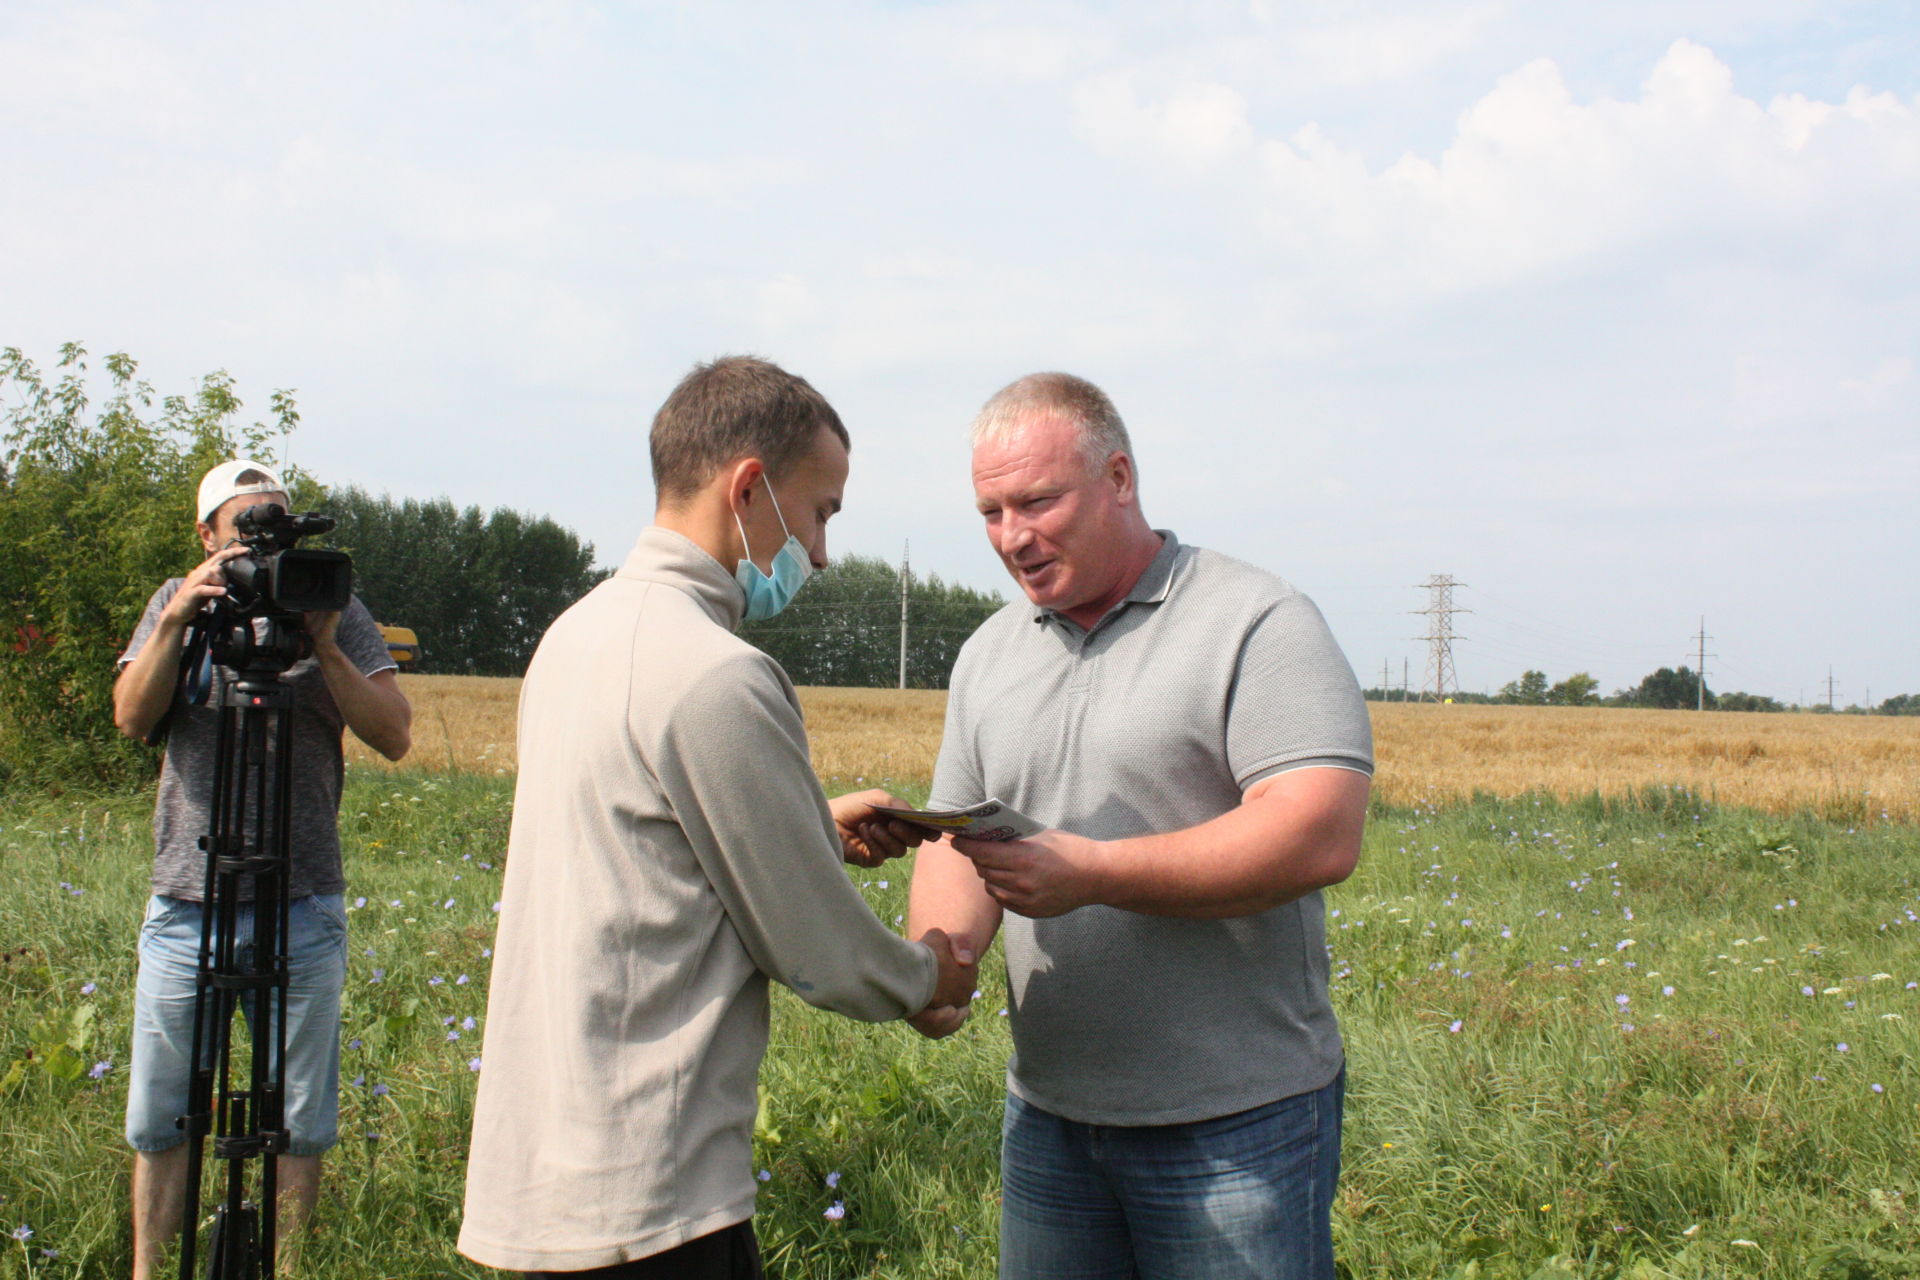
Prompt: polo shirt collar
<box><xmin>1032</xmin><ymin>530</ymin><xmax>1181</xmax><ymax>631</ymax></box>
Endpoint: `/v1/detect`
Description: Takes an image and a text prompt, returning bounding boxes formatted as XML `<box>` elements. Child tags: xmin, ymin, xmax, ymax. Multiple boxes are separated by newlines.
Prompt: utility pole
<box><xmin>1691</xmin><ymin>617</ymin><xmax>1715</xmax><ymax>711</ymax></box>
<box><xmin>1825</xmin><ymin>665</ymin><xmax>1839</xmax><ymax>712</ymax></box>
<box><xmin>1402</xmin><ymin>657</ymin><xmax>1410</xmax><ymax>702</ymax></box>
<box><xmin>898</xmin><ymin>542</ymin><xmax>911</xmax><ymax>690</ymax></box>
<box><xmin>1380</xmin><ymin>659</ymin><xmax>1391</xmax><ymax>698</ymax></box>
<box><xmin>1412</xmin><ymin>575</ymin><xmax>1469</xmax><ymax>701</ymax></box>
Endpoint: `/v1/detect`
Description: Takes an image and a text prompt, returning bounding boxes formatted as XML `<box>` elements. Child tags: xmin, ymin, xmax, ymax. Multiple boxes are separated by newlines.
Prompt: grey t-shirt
<box><xmin>120</xmin><ymin>581</ymin><xmax>396</xmax><ymax>901</ymax></box>
<box><xmin>930</xmin><ymin>532</ymin><xmax>1373</xmax><ymax>1126</ymax></box>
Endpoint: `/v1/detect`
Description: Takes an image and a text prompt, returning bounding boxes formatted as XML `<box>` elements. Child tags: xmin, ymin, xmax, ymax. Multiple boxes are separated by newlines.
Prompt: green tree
<box><xmin>739</xmin><ymin>554</ymin><xmax>1003</xmax><ymax>688</ymax></box>
<box><xmin>1498</xmin><ymin>670</ymin><xmax>1551</xmax><ymax>704</ymax></box>
<box><xmin>0</xmin><ymin>343</ymin><xmax>306</xmax><ymax>784</ymax></box>
<box><xmin>325</xmin><ymin>487</ymin><xmax>606</xmax><ymax>676</ymax></box>
<box><xmin>1625</xmin><ymin>666</ymin><xmax>1715</xmax><ymax>710</ymax></box>
<box><xmin>1717</xmin><ymin>690</ymin><xmax>1786</xmax><ymax>713</ymax></box>
<box><xmin>1550</xmin><ymin>671</ymin><xmax>1599</xmax><ymax>706</ymax></box>
<box><xmin>1877</xmin><ymin>693</ymin><xmax>1920</xmax><ymax>716</ymax></box>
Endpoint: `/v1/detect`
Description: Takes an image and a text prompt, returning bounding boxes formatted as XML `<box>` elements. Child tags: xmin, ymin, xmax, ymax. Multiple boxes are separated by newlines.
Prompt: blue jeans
<box><xmin>999</xmin><ymin>1069</ymin><xmax>1344</xmax><ymax>1280</ymax></box>
<box><xmin>125</xmin><ymin>894</ymin><xmax>348</xmax><ymax>1155</ymax></box>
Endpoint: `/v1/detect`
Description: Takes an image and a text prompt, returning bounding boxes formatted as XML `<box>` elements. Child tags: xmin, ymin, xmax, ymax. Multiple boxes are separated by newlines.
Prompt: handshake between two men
<box><xmin>833</xmin><ymin>788</ymin><xmax>1104</xmax><ymax>1042</ymax></box>
<box><xmin>831</xmin><ymin>788</ymin><xmax>981</xmax><ymax>1039</ymax></box>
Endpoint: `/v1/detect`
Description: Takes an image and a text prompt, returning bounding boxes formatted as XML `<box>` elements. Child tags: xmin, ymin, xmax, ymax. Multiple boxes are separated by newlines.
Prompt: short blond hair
<box><xmin>969</xmin><ymin>372</ymin><xmax>1132</xmax><ymax>476</ymax></box>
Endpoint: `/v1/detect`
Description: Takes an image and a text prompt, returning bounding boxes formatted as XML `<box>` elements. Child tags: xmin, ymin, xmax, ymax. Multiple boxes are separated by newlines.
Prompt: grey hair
<box><xmin>969</xmin><ymin>372</ymin><xmax>1133</xmax><ymax>476</ymax></box>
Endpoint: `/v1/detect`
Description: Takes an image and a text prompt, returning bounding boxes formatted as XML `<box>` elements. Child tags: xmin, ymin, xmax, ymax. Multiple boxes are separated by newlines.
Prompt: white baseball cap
<box><xmin>197</xmin><ymin>459</ymin><xmax>288</xmax><ymax>523</ymax></box>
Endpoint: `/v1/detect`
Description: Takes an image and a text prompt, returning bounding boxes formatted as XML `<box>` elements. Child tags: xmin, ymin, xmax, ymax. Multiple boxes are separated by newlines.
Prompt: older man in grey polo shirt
<box><xmin>906</xmin><ymin>372</ymin><xmax>1373</xmax><ymax>1280</ymax></box>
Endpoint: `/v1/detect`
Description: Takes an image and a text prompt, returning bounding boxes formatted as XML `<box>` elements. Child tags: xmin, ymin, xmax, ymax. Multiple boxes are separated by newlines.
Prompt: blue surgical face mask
<box><xmin>733</xmin><ymin>475</ymin><xmax>813</xmax><ymax>623</ymax></box>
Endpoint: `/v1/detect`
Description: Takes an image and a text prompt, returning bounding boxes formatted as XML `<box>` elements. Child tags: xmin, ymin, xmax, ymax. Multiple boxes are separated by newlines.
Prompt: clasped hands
<box><xmin>828</xmin><ymin>790</ymin><xmax>976</xmax><ymax>1039</ymax></box>
<box><xmin>906</xmin><ymin>829</ymin><xmax>1101</xmax><ymax>1039</ymax></box>
<box><xmin>827</xmin><ymin>791</ymin><xmax>1099</xmax><ymax>1041</ymax></box>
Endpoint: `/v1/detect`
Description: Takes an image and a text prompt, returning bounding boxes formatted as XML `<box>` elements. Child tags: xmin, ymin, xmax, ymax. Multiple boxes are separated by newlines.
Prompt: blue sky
<box><xmin>3</xmin><ymin>1</ymin><xmax>1915</xmax><ymax>703</ymax></box>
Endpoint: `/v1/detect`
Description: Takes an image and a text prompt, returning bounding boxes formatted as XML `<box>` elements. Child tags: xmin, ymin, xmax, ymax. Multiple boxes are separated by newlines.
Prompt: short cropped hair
<box><xmin>650</xmin><ymin>356</ymin><xmax>849</xmax><ymax>505</ymax></box>
<box><xmin>969</xmin><ymin>372</ymin><xmax>1132</xmax><ymax>476</ymax></box>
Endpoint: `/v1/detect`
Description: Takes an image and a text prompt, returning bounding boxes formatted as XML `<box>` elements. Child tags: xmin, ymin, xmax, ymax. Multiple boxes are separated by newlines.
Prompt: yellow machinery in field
<box><xmin>378</xmin><ymin>624</ymin><xmax>421</xmax><ymax>672</ymax></box>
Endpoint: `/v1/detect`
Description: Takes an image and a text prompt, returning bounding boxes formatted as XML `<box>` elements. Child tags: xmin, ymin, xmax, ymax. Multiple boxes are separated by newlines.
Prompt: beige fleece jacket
<box><xmin>458</xmin><ymin>526</ymin><xmax>936</xmax><ymax>1272</ymax></box>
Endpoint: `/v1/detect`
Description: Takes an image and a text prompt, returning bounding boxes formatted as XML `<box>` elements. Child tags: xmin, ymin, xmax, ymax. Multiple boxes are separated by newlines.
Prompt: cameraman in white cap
<box><xmin>113</xmin><ymin>460</ymin><xmax>411</xmax><ymax>1279</ymax></box>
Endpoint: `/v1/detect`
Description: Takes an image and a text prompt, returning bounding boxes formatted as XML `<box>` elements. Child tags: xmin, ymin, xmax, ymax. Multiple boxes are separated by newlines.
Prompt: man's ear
<box><xmin>196</xmin><ymin>520</ymin><xmax>218</xmax><ymax>555</ymax></box>
<box><xmin>1107</xmin><ymin>452</ymin><xmax>1137</xmax><ymax>506</ymax></box>
<box><xmin>725</xmin><ymin>456</ymin><xmax>767</xmax><ymax>516</ymax></box>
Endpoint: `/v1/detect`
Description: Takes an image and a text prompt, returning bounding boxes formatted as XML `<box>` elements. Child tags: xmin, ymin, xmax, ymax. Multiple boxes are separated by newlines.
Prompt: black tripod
<box><xmin>176</xmin><ymin>605</ymin><xmax>312</xmax><ymax>1280</ymax></box>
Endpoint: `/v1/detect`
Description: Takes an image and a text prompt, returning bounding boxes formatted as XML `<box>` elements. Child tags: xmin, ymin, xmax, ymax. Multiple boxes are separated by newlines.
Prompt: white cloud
<box><xmin>1075</xmin><ymin>38</ymin><xmax>1920</xmax><ymax>304</ymax></box>
<box><xmin>1074</xmin><ymin>74</ymin><xmax>1256</xmax><ymax>166</ymax></box>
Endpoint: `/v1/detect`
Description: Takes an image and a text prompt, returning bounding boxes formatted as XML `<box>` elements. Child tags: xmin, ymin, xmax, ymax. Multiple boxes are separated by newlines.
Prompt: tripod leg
<box><xmin>180</xmin><ymin>618</ymin><xmax>306</xmax><ymax>1280</ymax></box>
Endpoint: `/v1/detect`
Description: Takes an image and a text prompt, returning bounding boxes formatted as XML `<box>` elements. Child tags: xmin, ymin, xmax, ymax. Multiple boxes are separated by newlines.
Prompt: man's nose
<box><xmin>999</xmin><ymin>513</ymin><xmax>1034</xmax><ymax>554</ymax></box>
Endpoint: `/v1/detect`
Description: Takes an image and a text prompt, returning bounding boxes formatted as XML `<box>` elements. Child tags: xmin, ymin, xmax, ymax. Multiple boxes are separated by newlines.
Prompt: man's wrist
<box><xmin>1079</xmin><ymin>836</ymin><xmax>1135</xmax><ymax>911</ymax></box>
<box><xmin>152</xmin><ymin>607</ymin><xmax>197</xmax><ymax>638</ymax></box>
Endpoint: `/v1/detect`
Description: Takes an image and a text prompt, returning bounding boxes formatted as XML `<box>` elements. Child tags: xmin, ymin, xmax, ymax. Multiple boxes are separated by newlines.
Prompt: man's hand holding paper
<box><xmin>951</xmin><ymin>827</ymin><xmax>1103</xmax><ymax>919</ymax></box>
<box><xmin>868</xmin><ymin>798</ymin><xmax>1045</xmax><ymax>844</ymax></box>
<box><xmin>829</xmin><ymin>788</ymin><xmax>938</xmax><ymax>867</ymax></box>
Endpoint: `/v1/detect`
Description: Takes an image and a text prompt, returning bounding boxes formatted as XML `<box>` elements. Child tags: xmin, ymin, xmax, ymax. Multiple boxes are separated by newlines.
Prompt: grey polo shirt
<box><xmin>930</xmin><ymin>531</ymin><xmax>1372</xmax><ymax>1125</ymax></box>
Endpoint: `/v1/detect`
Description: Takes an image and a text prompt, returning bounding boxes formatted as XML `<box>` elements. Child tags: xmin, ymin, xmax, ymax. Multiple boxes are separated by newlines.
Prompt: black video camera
<box><xmin>221</xmin><ymin>503</ymin><xmax>354</xmax><ymax>615</ymax></box>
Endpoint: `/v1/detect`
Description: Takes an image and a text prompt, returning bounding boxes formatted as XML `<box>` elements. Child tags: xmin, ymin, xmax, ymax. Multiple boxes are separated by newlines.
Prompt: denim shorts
<box><xmin>125</xmin><ymin>893</ymin><xmax>348</xmax><ymax>1155</ymax></box>
<box><xmin>999</xmin><ymin>1068</ymin><xmax>1345</xmax><ymax>1280</ymax></box>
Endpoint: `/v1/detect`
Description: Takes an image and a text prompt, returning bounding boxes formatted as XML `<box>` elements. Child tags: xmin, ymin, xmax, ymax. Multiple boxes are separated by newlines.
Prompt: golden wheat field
<box><xmin>350</xmin><ymin>676</ymin><xmax>1920</xmax><ymax>822</ymax></box>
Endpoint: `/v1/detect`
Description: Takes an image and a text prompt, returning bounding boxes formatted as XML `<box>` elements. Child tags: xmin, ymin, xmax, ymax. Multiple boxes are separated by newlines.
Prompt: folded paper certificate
<box><xmin>869</xmin><ymin>798</ymin><xmax>1045</xmax><ymax>843</ymax></box>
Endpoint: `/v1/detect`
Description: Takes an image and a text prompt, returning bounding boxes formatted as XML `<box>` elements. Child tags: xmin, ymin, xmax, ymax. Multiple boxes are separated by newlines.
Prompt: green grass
<box><xmin>1</xmin><ymin>775</ymin><xmax>1916</xmax><ymax>1278</ymax></box>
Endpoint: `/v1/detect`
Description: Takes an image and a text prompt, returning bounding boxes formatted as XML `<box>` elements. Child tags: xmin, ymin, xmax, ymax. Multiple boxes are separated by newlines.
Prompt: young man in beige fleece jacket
<box><xmin>458</xmin><ymin>356</ymin><xmax>975</xmax><ymax>1279</ymax></box>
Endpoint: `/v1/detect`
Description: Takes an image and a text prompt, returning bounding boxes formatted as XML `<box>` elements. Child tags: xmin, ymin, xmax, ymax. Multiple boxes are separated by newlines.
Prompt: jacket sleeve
<box><xmin>646</xmin><ymin>650</ymin><xmax>937</xmax><ymax>1022</ymax></box>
